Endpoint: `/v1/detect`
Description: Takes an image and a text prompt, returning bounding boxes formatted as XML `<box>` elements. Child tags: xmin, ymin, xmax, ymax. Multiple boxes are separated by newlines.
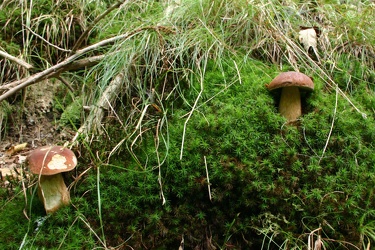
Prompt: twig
<box><xmin>155</xmin><ymin>119</ymin><xmax>166</xmax><ymax>205</ymax></box>
<box><xmin>74</xmin><ymin>72</ymin><xmax>125</xmax><ymax>140</ymax></box>
<box><xmin>0</xmin><ymin>25</ymin><xmax>171</xmax><ymax>102</ymax></box>
<box><xmin>64</xmin><ymin>54</ymin><xmax>107</xmax><ymax>70</ymax></box>
<box><xmin>0</xmin><ymin>54</ymin><xmax>106</xmax><ymax>91</ymax></box>
<box><xmin>204</xmin><ymin>156</ymin><xmax>212</xmax><ymax>201</ymax></box>
<box><xmin>0</xmin><ymin>49</ymin><xmax>33</xmax><ymax>70</ymax></box>
<box><xmin>56</xmin><ymin>76</ymin><xmax>74</xmax><ymax>92</ymax></box>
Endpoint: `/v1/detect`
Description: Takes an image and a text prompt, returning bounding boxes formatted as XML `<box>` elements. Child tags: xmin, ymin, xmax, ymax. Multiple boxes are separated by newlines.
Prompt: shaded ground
<box><xmin>0</xmin><ymin>80</ymin><xmax>73</xmax><ymax>186</ymax></box>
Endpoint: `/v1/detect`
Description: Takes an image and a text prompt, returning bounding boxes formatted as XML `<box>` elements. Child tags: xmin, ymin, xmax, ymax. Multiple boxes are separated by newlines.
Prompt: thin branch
<box><xmin>56</xmin><ymin>76</ymin><xmax>74</xmax><ymax>92</ymax></box>
<box><xmin>0</xmin><ymin>54</ymin><xmax>106</xmax><ymax>91</ymax></box>
<box><xmin>0</xmin><ymin>25</ymin><xmax>172</xmax><ymax>102</ymax></box>
<box><xmin>0</xmin><ymin>50</ymin><xmax>34</xmax><ymax>70</ymax></box>
<box><xmin>75</xmin><ymin>71</ymin><xmax>125</xmax><ymax>140</ymax></box>
<box><xmin>65</xmin><ymin>54</ymin><xmax>107</xmax><ymax>70</ymax></box>
<box><xmin>155</xmin><ymin>119</ymin><xmax>166</xmax><ymax>205</ymax></box>
<box><xmin>204</xmin><ymin>156</ymin><xmax>212</xmax><ymax>201</ymax></box>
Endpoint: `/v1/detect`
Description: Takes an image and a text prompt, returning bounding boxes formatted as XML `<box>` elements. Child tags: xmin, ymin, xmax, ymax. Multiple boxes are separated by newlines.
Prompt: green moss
<box><xmin>0</xmin><ymin>190</ymin><xmax>28</xmax><ymax>249</ymax></box>
<box><xmin>2</xmin><ymin>52</ymin><xmax>375</xmax><ymax>248</ymax></box>
<box><xmin>1</xmin><ymin>0</ymin><xmax>375</xmax><ymax>248</ymax></box>
<box><xmin>85</xmin><ymin>58</ymin><xmax>375</xmax><ymax>248</ymax></box>
<box><xmin>59</xmin><ymin>97</ymin><xmax>83</xmax><ymax>127</ymax></box>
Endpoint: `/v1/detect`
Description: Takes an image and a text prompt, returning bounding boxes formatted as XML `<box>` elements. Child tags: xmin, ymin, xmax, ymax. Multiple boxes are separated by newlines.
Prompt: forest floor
<box><xmin>0</xmin><ymin>81</ymin><xmax>72</xmax><ymax>186</ymax></box>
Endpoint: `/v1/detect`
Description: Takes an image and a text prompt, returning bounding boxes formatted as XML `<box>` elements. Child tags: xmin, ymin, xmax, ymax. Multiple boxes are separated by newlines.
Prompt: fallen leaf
<box><xmin>5</xmin><ymin>142</ymin><xmax>28</xmax><ymax>156</ymax></box>
<box><xmin>299</xmin><ymin>28</ymin><xmax>317</xmax><ymax>51</ymax></box>
<box><xmin>299</xmin><ymin>28</ymin><xmax>320</xmax><ymax>61</ymax></box>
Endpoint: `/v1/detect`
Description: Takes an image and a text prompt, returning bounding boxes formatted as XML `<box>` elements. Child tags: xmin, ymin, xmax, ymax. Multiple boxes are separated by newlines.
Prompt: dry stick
<box><xmin>56</xmin><ymin>76</ymin><xmax>74</xmax><ymax>92</ymax></box>
<box><xmin>0</xmin><ymin>26</ymin><xmax>164</xmax><ymax>102</ymax></box>
<box><xmin>0</xmin><ymin>50</ymin><xmax>34</xmax><ymax>70</ymax></box>
<box><xmin>0</xmin><ymin>54</ymin><xmax>107</xmax><ymax>91</ymax></box>
<box><xmin>64</xmin><ymin>54</ymin><xmax>107</xmax><ymax>70</ymax></box>
<box><xmin>155</xmin><ymin>119</ymin><xmax>166</xmax><ymax>205</ymax></box>
<box><xmin>72</xmin><ymin>72</ymin><xmax>125</xmax><ymax>142</ymax></box>
<box><xmin>204</xmin><ymin>156</ymin><xmax>212</xmax><ymax>201</ymax></box>
<box><xmin>70</xmin><ymin>0</ymin><xmax>128</xmax><ymax>54</ymax></box>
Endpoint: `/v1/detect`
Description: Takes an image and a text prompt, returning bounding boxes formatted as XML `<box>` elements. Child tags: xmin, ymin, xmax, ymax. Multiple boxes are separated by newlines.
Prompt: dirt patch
<box><xmin>0</xmin><ymin>80</ymin><xmax>74</xmax><ymax>185</ymax></box>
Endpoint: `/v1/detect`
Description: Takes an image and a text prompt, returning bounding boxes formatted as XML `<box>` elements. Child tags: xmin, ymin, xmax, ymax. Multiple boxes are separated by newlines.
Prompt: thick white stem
<box><xmin>38</xmin><ymin>174</ymin><xmax>70</xmax><ymax>214</ymax></box>
<box><xmin>279</xmin><ymin>86</ymin><xmax>302</xmax><ymax>122</ymax></box>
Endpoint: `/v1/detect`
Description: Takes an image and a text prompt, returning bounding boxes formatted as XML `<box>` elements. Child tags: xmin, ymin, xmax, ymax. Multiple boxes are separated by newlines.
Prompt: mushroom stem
<box><xmin>38</xmin><ymin>174</ymin><xmax>70</xmax><ymax>214</ymax></box>
<box><xmin>279</xmin><ymin>86</ymin><xmax>302</xmax><ymax>122</ymax></box>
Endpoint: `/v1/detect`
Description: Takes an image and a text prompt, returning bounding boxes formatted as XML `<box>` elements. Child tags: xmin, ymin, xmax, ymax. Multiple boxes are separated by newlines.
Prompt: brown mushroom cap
<box><xmin>266</xmin><ymin>71</ymin><xmax>314</xmax><ymax>91</ymax></box>
<box><xmin>27</xmin><ymin>146</ymin><xmax>77</xmax><ymax>175</ymax></box>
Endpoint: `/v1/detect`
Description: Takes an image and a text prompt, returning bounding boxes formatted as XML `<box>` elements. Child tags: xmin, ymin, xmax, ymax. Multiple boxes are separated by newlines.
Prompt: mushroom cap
<box><xmin>27</xmin><ymin>146</ymin><xmax>77</xmax><ymax>175</ymax></box>
<box><xmin>266</xmin><ymin>71</ymin><xmax>314</xmax><ymax>91</ymax></box>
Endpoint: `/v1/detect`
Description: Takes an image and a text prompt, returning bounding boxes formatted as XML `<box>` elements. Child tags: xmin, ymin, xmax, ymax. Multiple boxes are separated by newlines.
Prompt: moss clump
<box><xmin>86</xmin><ymin>58</ymin><xmax>375</xmax><ymax>248</ymax></box>
<box><xmin>59</xmin><ymin>97</ymin><xmax>83</xmax><ymax>127</ymax></box>
<box><xmin>2</xmin><ymin>56</ymin><xmax>375</xmax><ymax>249</ymax></box>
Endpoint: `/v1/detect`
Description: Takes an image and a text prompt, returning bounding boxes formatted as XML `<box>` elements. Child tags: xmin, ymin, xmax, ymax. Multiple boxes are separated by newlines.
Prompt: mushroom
<box><xmin>266</xmin><ymin>71</ymin><xmax>314</xmax><ymax>122</ymax></box>
<box><xmin>27</xmin><ymin>145</ymin><xmax>77</xmax><ymax>214</ymax></box>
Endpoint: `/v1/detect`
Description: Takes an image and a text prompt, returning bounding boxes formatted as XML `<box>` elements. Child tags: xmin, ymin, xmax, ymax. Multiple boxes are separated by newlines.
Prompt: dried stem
<box><xmin>155</xmin><ymin>119</ymin><xmax>166</xmax><ymax>205</ymax></box>
<box><xmin>204</xmin><ymin>156</ymin><xmax>212</xmax><ymax>201</ymax></box>
<box><xmin>0</xmin><ymin>25</ymin><xmax>172</xmax><ymax>102</ymax></box>
<box><xmin>0</xmin><ymin>50</ymin><xmax>33</xmax><ymax>70</ymax></box>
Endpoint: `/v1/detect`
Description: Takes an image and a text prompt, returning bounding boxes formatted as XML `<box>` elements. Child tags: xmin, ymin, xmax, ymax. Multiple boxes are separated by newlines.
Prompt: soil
<box><xmin>0</xmin><ymin>80</ymin><xmax>74</xmax><ymax>186</ymax></box>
